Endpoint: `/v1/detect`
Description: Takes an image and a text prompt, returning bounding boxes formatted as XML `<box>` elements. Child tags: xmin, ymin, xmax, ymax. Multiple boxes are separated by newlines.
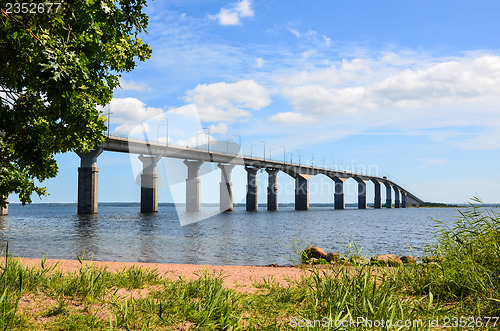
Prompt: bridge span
<box><xmin>74</xmin><ymin>136</ymin><xmax>423</xmax><ymax>214</ymax></box>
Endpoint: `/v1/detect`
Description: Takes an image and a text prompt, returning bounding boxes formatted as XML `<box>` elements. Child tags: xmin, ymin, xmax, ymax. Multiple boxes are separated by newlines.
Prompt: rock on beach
<box><xmin>371</xmin><ymin>254</ymin><xmax>402</xmax><ymax>266</ymax></box>
<box><xmin>400</xmin><ymin>255</ymin><xmax>416</xmax><ymax>264</ymax></box>
<box><xmin>303</xmin><ymin>247</ymin><xmax>328</xmax><ymax>260</ymax></box>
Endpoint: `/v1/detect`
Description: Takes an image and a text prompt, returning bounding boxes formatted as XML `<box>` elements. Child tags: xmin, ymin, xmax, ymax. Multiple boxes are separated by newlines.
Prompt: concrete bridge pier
<box><xmin>372</xmin><ymin>180</ymin><xmax>382</xmax><ymax>209</ymax></box>
<box><xmin>245</xmin><ymin>166</ymin><xmax>259</xmax><ymax>211</ymax></box>
<box><xmin>184</xmin><ymin>160</ymin><xmax>204</xmax><ymax>212</ymax></box>
<box><xmin>394</xmin><ymin>187</ymin><xmax>401</xmax><ymax>208</ymax></box>
<box><xmin>76</xmin><ymin>148</ymin><xmax>103</xmax><ymax>214</ymax></box>
<box><xmin>266</xmin><ymin>168</ymin><xmax>279</xmax><ymax>211</ymax></box>
<box><xmin>354</xmin><ymin>178</ymin><xmax>368</xmax><ymax>209</ymax></box>
<box><xmin>401</xmin><ymin>191</ymin><xmax>407</xmax><ymax>208</ymax></box>
<box><xmin>218</xmin><ymin>164</ymin><xmax>235</xmax><ymax>212</ymax></box>
<box><xmin>295</xmin><ymin>174</ymin><xmax>312</xmax><ymax>210</ymax></box>
<box><xmin>384</xmin><ymin>182</ymin><xmax>392</xmax><ymax>208</ymax></box>
<box><xmin>333</xmin><ymin>178</ymin><xmax>346</xmax><ymax>210</ymax></box>
<box><xmin>1</xmin><ymin>196</ymin><xmax>8</xmax><ymax>216</ymax></box>
<box><xmin>406</xmin><ymin>195</ymin><xmax>420</xmax><ymax>207</ymax></box>
<box><xmin>139</xmin><ymin>155</ymin><xmax>162</xmax><ymax>213</ymax></box>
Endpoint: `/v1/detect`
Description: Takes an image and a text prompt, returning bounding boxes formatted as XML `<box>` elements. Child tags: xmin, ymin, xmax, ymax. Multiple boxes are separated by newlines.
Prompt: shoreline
<box><xmin>5</xmin><ymin>257</ymin><xmax>306</xmax><ymax>293</ymax></box>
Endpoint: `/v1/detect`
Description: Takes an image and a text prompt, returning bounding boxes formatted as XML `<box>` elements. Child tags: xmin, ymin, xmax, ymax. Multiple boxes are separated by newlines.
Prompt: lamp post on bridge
<box><xmin>234</xmin><ymin>135</ymin><xmax>241</xmax><ymax>156</ymax></box>
<box><xmin>106</xmin><ymin>105</ymin><xmax>113</xmax><ymax>138</ymax></box>
<box><xmin>258</xmin><ymin>141</ymin><xmax>265</xmax><ymax>161</ymax></box>
<box><xmin>250</xmin><ymin>144</ymin><xmax>256</xmax><ymax>158</ymax></box>
<box><xmin>295</xmin><ymin>150</ymin><xmax>301</xmax><ymax>165</ymax></box>
<box><xmin>202</xmin><ymin>127</ymin><xmax>210</xmax><ymax>152</ymax></box>
<box><xmin>309</xmin><ymin>153</ymin><xmax>314</xmax><ymax>167</ymax></box>
<box><xmin>157</xmin><ymin>118</ymin><xmax>168</xmax><ymax>145</ymax></box>
<box><xmin>281</xmin><ymin>146</ymin><xmax>286</xmax><ymax>164</ymax></box>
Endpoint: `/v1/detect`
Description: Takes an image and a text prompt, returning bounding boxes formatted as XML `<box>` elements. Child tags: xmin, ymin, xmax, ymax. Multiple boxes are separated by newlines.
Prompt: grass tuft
<box><xmin>0</xmin><ymin>197</ymin><xmax>499</xmax><ymax>329</ymax></box>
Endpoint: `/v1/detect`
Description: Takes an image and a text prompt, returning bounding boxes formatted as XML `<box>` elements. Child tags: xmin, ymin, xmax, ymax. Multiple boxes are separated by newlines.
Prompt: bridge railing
<box><xmin>104</xmin><ymin>134</ymin><xmax>423</xmax><ymax>203</ymax></box>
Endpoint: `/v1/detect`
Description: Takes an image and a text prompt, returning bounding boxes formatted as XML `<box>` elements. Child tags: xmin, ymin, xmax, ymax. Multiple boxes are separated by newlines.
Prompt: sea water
<box><xmin>0</xmin><ymin>203</ymin><xmax>463</xmax><ymax>265</ymax></box>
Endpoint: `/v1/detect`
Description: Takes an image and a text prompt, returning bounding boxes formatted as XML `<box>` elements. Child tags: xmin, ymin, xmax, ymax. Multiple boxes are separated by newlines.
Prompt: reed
<box><xmin>398</xmin><ymin>197</ymin><xmax>500</xmax><ymax>316</ymax></box>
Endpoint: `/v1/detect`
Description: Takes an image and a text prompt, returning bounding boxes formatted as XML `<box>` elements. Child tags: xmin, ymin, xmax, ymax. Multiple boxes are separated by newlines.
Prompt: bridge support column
<box><xmin>1</xmin><ymin>196</ymin><xmax>8</xmax><ymax>216</ymax></box>
<box><xmin>373</xmin><ymin>180</ymin><xmax>382</xmax><ymax>208</ymax></box>
<box><xmin>333</xmin><ymin>179</ymin><xmax>345</xmax><ymax>210</ymax></box>
<box><xmin>139</xmin><ymin>155</ymin><xmax>162</xmax><ymax>213</ymax></box>
<box><xmin>384</xmin><ymin>182</ymin><xmax>392</xmax><ymax>208</ymax></box>
<box><xmin>245</xmin><ymin>166</ymin><xmax>259</xmax><ymax>211</ymax></box>
<box><xmin>295</xmin><ymin>174</ymin><xmax>311</xmax><ymax>210</ymax></box>
<box><xmin>401</xmin><ymin>191</ymin><xmax>407</xmax><ymax>208</ymax></box>
<box><xmin>354</xmin><ymin>178</ymin><xmax>368</xmax><ymax>209</ymax></box>
<box><xmin>394</xmin><ymin>188</ymin><xmax>401</xmax><ymax>208</ymax></box>
<box><xmin>406</xmin><ymin>195</ymin><xmax>421</xmax><ymax>207</ymax></box>
<box><xmin>77</xmin><ymin>148</ymin><xmax>103</xmax><ymax>214</ymax></box>
<box><xmin>266</xmin><ymin>168</ymin><xmax>279</xmax><ymax>211</ymax></box>
<box><xmin>184</xmin><ymin>160</ymin><xmax>203</xmax><ymax>212</ymax></box>
<box><xmin>218</xmin><ymin>164</ymin><xmax>235</xmax><ymax>212</ymax></box>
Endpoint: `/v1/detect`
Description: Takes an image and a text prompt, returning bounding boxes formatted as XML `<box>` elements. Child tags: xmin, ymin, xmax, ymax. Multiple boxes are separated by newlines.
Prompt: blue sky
<box><xmin>13</xmin><ymin>0</ymin><xmax>500</xmax><ymax>205</ymax></box>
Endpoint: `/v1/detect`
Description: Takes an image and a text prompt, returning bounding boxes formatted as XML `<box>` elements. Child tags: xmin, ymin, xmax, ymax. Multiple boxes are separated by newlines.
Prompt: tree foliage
<box><xmin>0</xmin><ymin>0</ymin><xmax>152</xmax><ymax>206</ymax></box>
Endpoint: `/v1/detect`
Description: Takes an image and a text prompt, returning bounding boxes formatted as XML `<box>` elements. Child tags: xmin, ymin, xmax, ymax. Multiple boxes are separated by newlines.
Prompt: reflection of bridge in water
<box><xmin>75</xmin><ymin>136</ymin><xmax>423</xmax><ymax>214</ymax></box>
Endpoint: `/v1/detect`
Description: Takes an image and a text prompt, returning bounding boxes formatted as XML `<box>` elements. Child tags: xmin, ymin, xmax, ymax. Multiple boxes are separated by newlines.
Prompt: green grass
<box><xmin>0</xmin><ymin>198</ymin><xmax>499</xmax><ymax>329</ymax></box>
<box><xmin>396</xmin><ymin>197</ymin><xmax>500</xmax><ymax>317</ymax></box>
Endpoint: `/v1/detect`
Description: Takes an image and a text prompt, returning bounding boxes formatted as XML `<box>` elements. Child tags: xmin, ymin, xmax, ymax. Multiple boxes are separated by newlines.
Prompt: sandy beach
<box><xmin>9</xmin><ymin>257</ymin><xmax>307</xmax><ymax>293</ymax></box>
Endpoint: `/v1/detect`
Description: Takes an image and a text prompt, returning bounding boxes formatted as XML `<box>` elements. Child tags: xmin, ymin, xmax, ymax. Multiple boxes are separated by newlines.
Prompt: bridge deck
<box><xmin>102</xmin><ymin>136</ymin><xmax>424</xmax><ymax>204</ymax></box>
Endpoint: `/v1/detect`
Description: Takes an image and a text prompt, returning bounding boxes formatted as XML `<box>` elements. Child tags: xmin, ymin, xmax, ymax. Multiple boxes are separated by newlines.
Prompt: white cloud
<box><xmin>118</xmin><ymin>78</ymin><xmax>149</xmax><ymax>92</ymax></box>
<box><xmin>256</xmin><ymin>57</ymin><xmax>265</xmax><ymax>68</ymax></box>
<box><xmin>288</xmin><ymin>28</ymin><xmax>301</xmax><ymax>38</ymax></box>
<box><xmin>282</xmin><ymin>85</ymin><xmax>372</xmax><ymax>115</ymax></box>
<box><xmin>302</xmin><ymin>50</ymin><xmax>314</xmax><ymax>59</ymax></box>
<box><xmin>209</xmin><ymin>122</ymin><xmax>229</xmax><ymax>134</ymax></box>
<box><xmin>323</xmin><ymin>35</ymin><xmax>331</xmax><ymax>47</ymax></box>
<box><xmin>168</xmin><ymin>103</ymin><xmax>198</xmax><ymax>119</ymax></box>
<box><xmin>380</xmin><ymin>52</ymin><xmax>406</xmax><ymax>65</ymax></box>
<box><xmin>186</xmin><ymin>80</ymin><xmax>270</xmax><ymax>110</ymax></box>
<box><xmin>263</xmin><ymin>54</ymin><xmax>500</xmax><ymax>150</ymax></box>
<box><xmin>449</xmin><ymin>126</ymin><xmax>500</xmax><ymax>150</ymax></box>
<box><xmin>170</xmin><ymin>103</ymin><xmax>252</xmax><ymax>122</ymax></box>
<box><xmin>109</xmin><ymin>98</ymin><xmax>164</xmax><ymax>124</ymax></box>
<box><xmin>211</xmin><ymin>0</ymin><xmax>254</xmax><ymax>26</ymax></box>
<box><xmin>305</xmin><ymin>30</ymin><xmax>317</xmax><ymax>38</ymax></box>
<box><xmin>286</xmin><ymin>27</ymin><xmax>320</xmax><ymax>41</ymax></box>
<box><xmin>171</xmin><ymin>80</ymin><xmax>271</xmax><ymax>122</ymax></box>
<box><xmin>281</xmin><ymin>55</ymin><xmax>500</xmax><ymax>119</ymax></box>
<box><xmin>174</xmin><ymin>133</ymin><xmax>217</xmax><ymax>148</ymax></box>
<box><xmin>236</xmin><ymin>0</ymin><xmax>253</xmax><ymax>17</ymax></box>
<box><xmin>114</xmin><ymin>122</ymin><xmax>151</xmax><ymax>136</ymax></box>
<box><xmin>284</xmin><ymin>58</ymin><xmax>372</xmax><ymax>87</ymax></box>
<box><xmin>218</xmin><ymin>9</ymin><xmax>239</xmax><ymax>25</ymax></box>
<box><xmin>371</xmin><ymin>55</ymin><xmax>500</xmax><ymax>108</ymax></box>
<box><xmin>270</xmin><ymin>112</ymin><xmax>317</xmax><ymax>123</ymax></box>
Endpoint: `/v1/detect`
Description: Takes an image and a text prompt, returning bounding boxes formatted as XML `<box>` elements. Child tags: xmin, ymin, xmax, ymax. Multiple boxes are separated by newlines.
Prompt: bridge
<box><xmin>71</xmin><ymin>136</ymin><xmax>424</xmax><ymax>214</ymax></box>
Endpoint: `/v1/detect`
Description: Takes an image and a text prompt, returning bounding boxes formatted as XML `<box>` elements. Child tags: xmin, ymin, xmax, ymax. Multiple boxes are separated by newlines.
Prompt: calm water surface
<box><xmin>0</xmin><ymin>204</ymin><xmax>463</xmax><ymax>265</ymax></box>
